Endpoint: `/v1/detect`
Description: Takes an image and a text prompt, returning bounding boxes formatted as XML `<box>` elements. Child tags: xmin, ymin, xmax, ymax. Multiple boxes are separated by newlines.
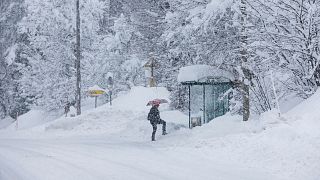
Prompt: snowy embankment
<box><xmin>0</xmin><ymin>86</ymin><xmax>319</xmax><ymax>180</ymax></box>
<box><xmin>36</xmin><ymin>86</ymin><xmax>188</xmax><ymax>139</ymax></box>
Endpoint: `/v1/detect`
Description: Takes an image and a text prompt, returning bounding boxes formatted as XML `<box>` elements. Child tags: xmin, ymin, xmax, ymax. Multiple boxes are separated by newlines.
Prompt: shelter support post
<box><xmin>223</xmin><ymin>86</ymin><xmax>226</xmax><ymax>114</ymax></box>
<box><xmin>203</xmin><ymin>85</ymin><xmax>206</xmax><ymax>124</ymax></box>
<box><xmin>188</xmin><ymin>85</ymin><xmax>191</xmax><ymax>129</ymax></box>
<box><xmin>95</xmin><ymin>96</ymin><xmax>97</xmax><ymax>108</ymax></box>
<box><xmin>213</xmin><ymin>87</ymin><xmax>216</xmax><ymax>119</ymax></box>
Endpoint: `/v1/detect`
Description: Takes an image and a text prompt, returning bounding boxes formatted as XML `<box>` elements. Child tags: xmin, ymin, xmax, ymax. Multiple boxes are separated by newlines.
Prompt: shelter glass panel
<box><xmin>205</xmin><ymin>84</ymin><xmax>231</xmax><ymax>122</ymax></box>
<box><xmin>190</xmin><ymin>85</ymin><xmax>203</xmax><ymax>119</ymax></box>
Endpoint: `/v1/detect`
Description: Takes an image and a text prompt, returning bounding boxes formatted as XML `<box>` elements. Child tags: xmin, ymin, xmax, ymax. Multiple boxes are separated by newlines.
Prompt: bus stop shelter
<box><xmin>178</xmin><ymin>65</ymin><xmax>234</xmax><ymax>128</ymax></box>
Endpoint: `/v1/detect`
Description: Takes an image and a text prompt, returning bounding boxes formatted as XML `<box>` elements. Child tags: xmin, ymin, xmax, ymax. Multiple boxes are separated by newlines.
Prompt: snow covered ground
<box><xmin>0</xmin><ymin>86</ymin><xmax>319</xmax><ymax>180</ymax></box>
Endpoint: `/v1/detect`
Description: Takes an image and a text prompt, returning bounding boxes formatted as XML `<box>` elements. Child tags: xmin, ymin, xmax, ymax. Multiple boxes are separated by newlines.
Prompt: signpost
<box><xmin>88</xmin><ymin>85</ymin><xmax>107</xmax><ymax>108</ymax></box>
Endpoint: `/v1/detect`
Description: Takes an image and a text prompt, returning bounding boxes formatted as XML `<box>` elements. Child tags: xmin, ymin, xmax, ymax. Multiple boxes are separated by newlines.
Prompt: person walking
<box><xmin>147</xmin><ymin>100</ymin><xmax>167</xmax><ymax>141</ymax></box>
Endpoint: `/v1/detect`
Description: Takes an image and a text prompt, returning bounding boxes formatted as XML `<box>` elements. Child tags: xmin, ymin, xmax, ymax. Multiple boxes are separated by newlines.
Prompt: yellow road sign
<box><xmin>88</xmin><ymin>90</ymin><xmax>105</xmax><ymax>97</ymax></box>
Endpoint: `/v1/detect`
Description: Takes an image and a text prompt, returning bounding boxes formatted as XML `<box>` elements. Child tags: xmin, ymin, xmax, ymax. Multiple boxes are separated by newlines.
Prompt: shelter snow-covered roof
<box><xmin>177</xmin><ymin>65</ymin><xmax>234</xmax><ymax>83</ymax></box>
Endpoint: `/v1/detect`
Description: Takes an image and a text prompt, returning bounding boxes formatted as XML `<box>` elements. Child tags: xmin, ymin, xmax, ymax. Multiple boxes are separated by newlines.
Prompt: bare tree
<box><xmin>240</xmin><ymin>0</ymin><xmax>250</xmax><ymax>121</ymax></box>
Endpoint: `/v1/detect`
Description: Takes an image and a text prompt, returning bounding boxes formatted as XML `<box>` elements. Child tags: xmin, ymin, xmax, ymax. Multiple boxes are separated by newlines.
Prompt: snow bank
<box><xmin>177</xmin><ymin>65</ymin><xmax>234</xmax><ymax>82</ymax></box>
<box><xmin>3</xmin><ymin>109</ymin><xmax>62</xmax><ymax>131</ymax></box>
<box><xmin>287</xmin><ymin>89</ymin><xmax>320</xmax><ymax>118</ymax></box>
<box><xmin>191</xmin><ymin>114</ymin><xmax>250</xmax><ymax>137</ymax></box>
<box><xmin>279</xmin><ymin>94</ymin><xmax>304</xmax><ymax>113</ymax></box>
<box><xmin>0</xmin><ymin>116</ymin><xmax>15</xmax><ymax>129</ymax></box>
<box><xmin>6</xmin><ymin>110</ymin><xmax>51</xmax><ymax>130</ymax></box>
<box><xmin>112</xmin><ymin>86</ymin><xmax>170</xmax><ymax>111</ymax></box>
<box><xmin>43</xmin><ymin>86</ymin><xmax>178</xmax><ymax>136</ymax></box>
<box><xmin>285</xmin><ymin>89</ymin><xmax>320</xmax><ymax>137</ymax></box>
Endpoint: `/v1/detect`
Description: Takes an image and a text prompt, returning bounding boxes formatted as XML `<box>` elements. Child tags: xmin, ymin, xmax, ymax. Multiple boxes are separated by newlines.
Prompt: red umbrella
<box><xmin>146</xmin><ymin>99</ymin><xmax>169</xmax><ymax>106</ymax></box>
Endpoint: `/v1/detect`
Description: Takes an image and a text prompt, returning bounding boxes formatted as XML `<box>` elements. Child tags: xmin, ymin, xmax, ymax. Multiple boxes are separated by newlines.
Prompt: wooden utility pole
<box><xmin>240</xmin><ymin>0</ymin><xmax>250</xmax><ymax>121</ymax></box>
<box><xmin>75</xmin><ymin>0</ymin><xmax>81</xmax><ymax>115</ymax></box>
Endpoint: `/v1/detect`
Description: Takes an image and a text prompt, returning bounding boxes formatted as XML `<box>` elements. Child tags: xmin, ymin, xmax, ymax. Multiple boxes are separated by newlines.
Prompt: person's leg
<box><xmin>159</xmin><ymin>119</ymin><xmax>167</xmax><ymax>135</ymax></box>
<box><xmin>151</xmin><ymin>123</ymin><xmax>157</xmax><ymax>141</ymax></box>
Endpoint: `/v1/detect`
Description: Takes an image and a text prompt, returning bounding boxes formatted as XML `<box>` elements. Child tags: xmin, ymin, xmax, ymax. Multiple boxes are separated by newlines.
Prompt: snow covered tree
<box><xmin>4</xmin><ymin>0</ymin><xmax>318</xmax><ymax>120</ymax></box>
<box><xmin>0</xmin><ymin>0</ymin><xmax>27</xmax><ymax>119</ymax></box>
<box><xmin>159</xmin><ymin>0</ymin><xmax>276</xmax><ymax>117</ymax></box>
<box><xmin>248</xmin><ymin>0</ymin><xmax>320</xmax><ymax>99</ymax></box>
<box><xmin>19</xmin><ymin>0</ymin><xmax>105</xmax><ymax>111</ymax></box>
<box><xmin>239</xmin><ymin>0</ymin><xmax>250</xmax><ymax>121</ymax></box>
<box><xmin>160</xmin><ymin>0</ymin><xmax>244</xmax><ymax>111</ymax></box>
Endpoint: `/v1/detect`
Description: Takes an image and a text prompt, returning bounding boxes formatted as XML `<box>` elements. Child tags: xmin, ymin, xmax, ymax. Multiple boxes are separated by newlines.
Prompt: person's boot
<box><xmin>162</xmin><ymin>129</ymin><xmax>167</xmax><ymax>135</ymax></box>
<box><xmin>162</xmin><ymin>122</ymin><xmax>167</xmax><ymax>135</ymax></box>
<box><xmin>151</xmin><ymin>124</ymin><xmax>157</xmax><ymax>141</ymax></box>
<box><xmin>152</xmin><ymin>132</ymin><xmax>156</xmax><ymax>141</ymax></box>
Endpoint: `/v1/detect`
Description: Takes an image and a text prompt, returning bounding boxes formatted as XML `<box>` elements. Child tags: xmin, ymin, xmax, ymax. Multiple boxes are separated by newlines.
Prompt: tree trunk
<box><xmin>240</xmin><ymin>0</ymin><xmax>250</xmax><ymax>121</ymax></box>
<box><xmin>75</xmin><ymin>0</ymin><xmax>81</xmax><ymax>115</ymax></box>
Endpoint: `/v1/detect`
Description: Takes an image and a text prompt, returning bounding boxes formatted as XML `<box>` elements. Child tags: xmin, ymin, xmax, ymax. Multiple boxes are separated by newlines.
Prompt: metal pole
<box><xmin>270</xmin><ymin>71</ymin><xmax>281</xmax><ymax>117</ymax></box>
<box><xmin>95</xmin><ymin>96</ymin><xmax>97</xmax><ymax>108</ymax></box>
<box><xmin>109</xmin><ymin>91</ymin><xmax>112</xmax><ymax>106</ymax></box>
<box><xmin>15</xmin><ymin>112</ymin><xmax>18</xmax><ymax>130</ymax></box>
<box><xmin>203</xmin><ymin>85</ymin><xmax>206</xmax><ymax>124</ymax></box>
<box><xmin>188</xmin><ymin>85</ymin><xmax>191</xmax><ymax>129</ymax></box>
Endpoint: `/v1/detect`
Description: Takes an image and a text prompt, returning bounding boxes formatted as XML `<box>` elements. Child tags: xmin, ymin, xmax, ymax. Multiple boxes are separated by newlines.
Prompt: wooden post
<box><xmin>143</xmin><ymin>55</ymin><xmax>156</xmax><ymax>87</ymax></box>
<box><xmin>149</xmin><ymin>56</ymin><xmax>156</xmax><ymax>87</ymax></box>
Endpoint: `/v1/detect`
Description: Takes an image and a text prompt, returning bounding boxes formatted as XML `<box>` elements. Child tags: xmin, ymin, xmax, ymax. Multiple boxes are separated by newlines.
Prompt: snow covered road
<box><xmin>1</xmin><ymin>87</ymin><xmax>319</xmax><ymax>180</ymax></box>
<box><xmin>0</xmin><ymin>135</ymin><xmax>273</xmax><ymax>180</ymax></box>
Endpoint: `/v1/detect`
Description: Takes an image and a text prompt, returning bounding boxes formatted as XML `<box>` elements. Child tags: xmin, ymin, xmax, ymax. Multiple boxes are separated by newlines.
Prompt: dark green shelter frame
<box><xmin>181</xmin><ymin>81</ymin><xmax>233</xmax><ymax>129</ymax></box>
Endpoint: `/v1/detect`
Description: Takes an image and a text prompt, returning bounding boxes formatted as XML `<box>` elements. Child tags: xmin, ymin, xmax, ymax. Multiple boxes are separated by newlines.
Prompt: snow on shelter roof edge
<box><xmin>177</xmin><ymin>65</ymin><xmax>235</xmax><ymax>83</ymax></box>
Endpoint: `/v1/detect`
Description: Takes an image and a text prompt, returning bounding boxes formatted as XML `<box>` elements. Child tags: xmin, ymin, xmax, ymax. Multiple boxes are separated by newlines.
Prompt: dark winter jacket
<box><xmin>148</xmin><ymin>106</ymin><xmax>160</xmax><ymax>123</ymax></box>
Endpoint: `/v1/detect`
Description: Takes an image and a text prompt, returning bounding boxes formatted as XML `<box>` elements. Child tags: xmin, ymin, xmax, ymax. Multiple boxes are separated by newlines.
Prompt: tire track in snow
<box><xmin>0</xmin><ymin>138</ymin><xmax>171</xmax><ymax>180</ymax></box>
<box><xmin>0</xmin><ymin>152</ymin><xmax>35</xmax><ymax>180</ymax></box>
<box><xmin>0</xmin><ymin>140</ymin><xmax>103</xmax><ymax>180</ymax></box>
